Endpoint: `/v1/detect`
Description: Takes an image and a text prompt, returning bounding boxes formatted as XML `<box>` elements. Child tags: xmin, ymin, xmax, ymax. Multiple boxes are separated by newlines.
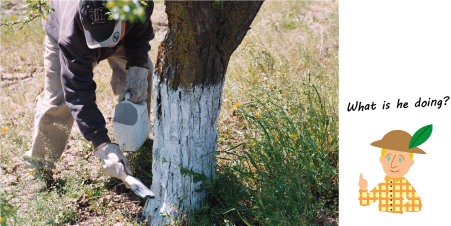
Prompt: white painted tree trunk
<box><xmin>143</xmin><ymin>73</ymin><xmax>224</xmax><ymax>225</ymax></box>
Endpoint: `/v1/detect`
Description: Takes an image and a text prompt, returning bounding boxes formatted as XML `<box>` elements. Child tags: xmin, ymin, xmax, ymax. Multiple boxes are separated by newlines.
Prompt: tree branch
<box><xmin>155</xmin><ymin>0</ymin><xmax>264</xmax><ymax>90</ymax></box>
<box><xmin>217</xmin><ymin>1</ymin><xmax>265</xmax><ymax>61</ymax></box>
<box><xmin>0</xmin><ymin>15</ymin><xmax>41</xmax><ymax>27</ymax></box>
<box><xmin>1</xmin><ymin>0</ymin><xmax>53</xmax><ymax>29</ymax></box>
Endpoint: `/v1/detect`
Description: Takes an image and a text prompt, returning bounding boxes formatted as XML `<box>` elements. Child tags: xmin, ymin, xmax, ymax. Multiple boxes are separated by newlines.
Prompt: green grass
<box><xmin>190</xmin><ymin>83</ymin><xmax>338</xmax><ymax>225</ymax></box>
<box><xmin>1</xmin><ymin>189</ymin><xmax>18</xmax><ymax>226</ymax></box>
<box><xmin>1</xmin><ymin>1</ymin><xmax>338</xmax><ymax>225</ymax></box>
<box><xmin>190</xmin><ymin>1</ymin><xmax>339</xmax><ymax>225</ymax></box>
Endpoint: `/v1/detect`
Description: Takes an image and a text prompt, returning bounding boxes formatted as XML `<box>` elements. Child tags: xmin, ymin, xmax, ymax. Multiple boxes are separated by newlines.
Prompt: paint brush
<box><xmin>124</xmin><ymin>175</ymin><xmax>155</xmax><ymax>199</ymax></box>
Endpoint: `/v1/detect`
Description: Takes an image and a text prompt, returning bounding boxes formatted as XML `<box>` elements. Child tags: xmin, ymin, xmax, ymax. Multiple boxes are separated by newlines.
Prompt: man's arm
<box><xmin>117</xmin><ymin>1</ymin><xmax>154</xmax><ymax>103</ymax></box>
<box><xmin>122</xmin><ymin>0</ymin><xmax>155</xmax><ymax>69</ymax></box>
<box><xmin>59</xmin><ymin>40</ymin><xmax>110</xmax><ymax>149</ymax></box>
<box><xmin>359</xmin><ymin>185</ymin><xmax>381</xmax><ymax>206</ymax></box>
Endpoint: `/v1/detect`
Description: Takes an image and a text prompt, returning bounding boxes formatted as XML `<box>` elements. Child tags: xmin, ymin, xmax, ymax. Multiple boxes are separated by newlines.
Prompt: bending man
<box><xmin>24</xmin><ymin>0</ymin><xmax>155</xmax><ymax>188</ymax></box>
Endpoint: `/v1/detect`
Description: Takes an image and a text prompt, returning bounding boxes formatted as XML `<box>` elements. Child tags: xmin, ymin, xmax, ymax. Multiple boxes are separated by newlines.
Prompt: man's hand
<box><xmin>95</xmin><ymin>143</ymin><xmax>134</xmax><ymax>188</ymax></box>
<box><xmin>118</xmin><ymin>66</ymin><xmax>148</xmax><ymax>103</ymax></box>
<box><xmin>359</xmin><ymin>173</ymin><xmax>368</xmax><ymax>189</ymax></box>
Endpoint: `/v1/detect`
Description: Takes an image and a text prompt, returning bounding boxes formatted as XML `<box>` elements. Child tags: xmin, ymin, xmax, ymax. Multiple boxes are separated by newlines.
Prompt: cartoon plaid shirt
<box><xmin>359</xmin><ymin>176</ymin><xmax>422</xmax><ymax>214</ymax></box>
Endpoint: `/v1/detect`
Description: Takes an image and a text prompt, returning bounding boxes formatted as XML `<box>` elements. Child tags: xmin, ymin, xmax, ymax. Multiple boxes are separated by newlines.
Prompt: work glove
<box><xmin>118</xmin><ymin>66</ymin><xmax>148</xmax><ymax>103</ymax></box>
<box><xmin>95</xmin><ymin>143</ymin><xmax>134</xmax><ymax>188</ymax></box>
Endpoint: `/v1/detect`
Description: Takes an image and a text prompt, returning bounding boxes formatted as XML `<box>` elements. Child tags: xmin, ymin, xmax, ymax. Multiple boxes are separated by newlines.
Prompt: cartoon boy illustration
<box><xmin>358</xmin><ymin>126</ymin><xmax>431</xmax><ymax>214</ymax></box>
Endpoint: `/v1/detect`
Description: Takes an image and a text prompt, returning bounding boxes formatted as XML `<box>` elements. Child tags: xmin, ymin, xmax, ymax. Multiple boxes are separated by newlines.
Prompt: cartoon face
<box><xmin>379</xmin><ymin>149</ymin><xmax>414</xmax><ymax>178</ymax></box>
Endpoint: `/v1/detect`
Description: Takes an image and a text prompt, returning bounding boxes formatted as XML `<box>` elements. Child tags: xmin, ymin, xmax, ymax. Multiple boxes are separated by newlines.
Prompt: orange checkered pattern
<box><xmin>359</xmin><ymin>176</ymin><xmax>422</xmax><ymax>214</ymax></box>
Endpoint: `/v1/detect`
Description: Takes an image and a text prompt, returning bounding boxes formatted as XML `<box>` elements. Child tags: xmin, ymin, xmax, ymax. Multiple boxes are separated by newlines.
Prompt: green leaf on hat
<box><xmin>409</xmin><ymin>124</ymin><xmax>432</xmax><ymax>149</ymax></box>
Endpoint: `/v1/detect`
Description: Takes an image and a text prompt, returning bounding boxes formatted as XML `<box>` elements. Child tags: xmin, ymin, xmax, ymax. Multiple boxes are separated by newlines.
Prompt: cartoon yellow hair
<box><xmin>381</xmin><ymin>148</ymin><xmax>413</xmax><ymax>159</ymax></box>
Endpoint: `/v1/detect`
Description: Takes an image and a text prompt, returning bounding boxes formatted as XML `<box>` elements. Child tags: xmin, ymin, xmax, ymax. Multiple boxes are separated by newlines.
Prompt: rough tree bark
<box><xmin>142</xmin><ymin>1</ymin><xmax>264</xmax><ymax>225</ymax></box>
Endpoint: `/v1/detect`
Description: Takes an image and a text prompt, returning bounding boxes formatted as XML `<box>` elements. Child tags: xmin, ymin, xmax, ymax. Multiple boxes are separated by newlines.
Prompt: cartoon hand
<box><xmin>359</xmin><ymin>173</ymin><xmax>368</xmax><ymax>189</ymax></box>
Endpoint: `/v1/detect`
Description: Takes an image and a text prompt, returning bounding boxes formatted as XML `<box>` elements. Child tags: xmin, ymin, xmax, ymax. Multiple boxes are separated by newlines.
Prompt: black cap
<box><xmin>79</xmin><ymin>0</ymin><xmax>122</xmax><ymax>48</ymax></box>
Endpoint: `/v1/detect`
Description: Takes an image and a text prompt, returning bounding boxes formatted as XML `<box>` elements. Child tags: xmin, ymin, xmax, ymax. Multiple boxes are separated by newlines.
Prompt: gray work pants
<box><xmin>24</xmin><ymin>33</ymin><xmax>153</xmax><ymax>169</ymax></box>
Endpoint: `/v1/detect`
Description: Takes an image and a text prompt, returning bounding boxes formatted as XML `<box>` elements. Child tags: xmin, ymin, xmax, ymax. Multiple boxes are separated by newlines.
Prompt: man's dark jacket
<box><xmin>42</xmin><ymin>0</ymin><xmax>155</xmax><ymax>148</ymax></box>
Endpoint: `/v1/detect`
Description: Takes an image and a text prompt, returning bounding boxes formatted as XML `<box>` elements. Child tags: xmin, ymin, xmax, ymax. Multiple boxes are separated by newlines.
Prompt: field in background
<box><xmin>1</xmin><ymin>0</ymin><xmax>338</xmax><ymax>225</ymax></box>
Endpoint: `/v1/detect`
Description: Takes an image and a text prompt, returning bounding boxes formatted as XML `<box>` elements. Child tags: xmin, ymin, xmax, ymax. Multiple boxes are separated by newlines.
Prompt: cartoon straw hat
<box><xmin>370</xmin><ymin>130</ymin><xmax>428</xmax><ymax>154</ymax></box>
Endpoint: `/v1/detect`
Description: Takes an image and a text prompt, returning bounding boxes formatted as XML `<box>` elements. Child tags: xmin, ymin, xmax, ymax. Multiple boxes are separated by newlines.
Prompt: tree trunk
<box><xmin>142</xmin><ymin>1</ymin><xmax>263</xmax><ymax>225</ymax></box>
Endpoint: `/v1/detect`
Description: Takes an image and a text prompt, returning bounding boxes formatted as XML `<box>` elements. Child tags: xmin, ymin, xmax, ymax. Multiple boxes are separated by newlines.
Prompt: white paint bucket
<box><xmin>113</xmin><ymin>92</ymin><xmax>150</xmax><ymax>151</ymax></box>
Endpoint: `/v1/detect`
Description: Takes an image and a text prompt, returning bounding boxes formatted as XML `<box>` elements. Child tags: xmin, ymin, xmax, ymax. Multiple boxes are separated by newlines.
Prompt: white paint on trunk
<box><xmin>143</xmin><ymin>73</ymin><xmax>224</xmax><ymax>225</ymax></box>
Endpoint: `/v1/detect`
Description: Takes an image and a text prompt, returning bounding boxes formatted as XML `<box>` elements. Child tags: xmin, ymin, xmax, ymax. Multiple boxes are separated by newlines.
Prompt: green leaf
<box><xmin>409</xmin><ymin>124</ymin><xmax>432</xmax><ymax>149</ymax></box>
